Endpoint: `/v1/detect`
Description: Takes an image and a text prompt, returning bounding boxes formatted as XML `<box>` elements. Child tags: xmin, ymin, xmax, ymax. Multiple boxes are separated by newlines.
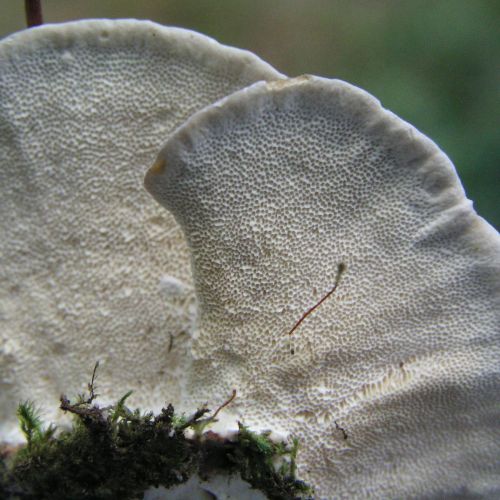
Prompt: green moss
<box><xmin>0</xmin><ymin>365</ymin><xmax>313</xmax><ymax>499</ymax></box>
<box><xmin>230</xmin><ymin>424</ymin><xmax>311</xmax><ymax>499</ymax></box>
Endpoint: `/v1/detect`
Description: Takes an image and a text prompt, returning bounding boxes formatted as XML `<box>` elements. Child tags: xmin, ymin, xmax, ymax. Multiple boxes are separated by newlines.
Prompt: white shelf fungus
<box><xmin>1</xmin><ymin>17</ymin><xmax>499</xmax><ymax>498</ymax></box>
<box><xmin>0</xmin><ymin>19</ymin><xmax>282</xmax><ymax>441</ymax></box>
<box><xmin>145</xmin><ymin>77</ymin><xmax>500</xmax><ymax>498</ymax></box>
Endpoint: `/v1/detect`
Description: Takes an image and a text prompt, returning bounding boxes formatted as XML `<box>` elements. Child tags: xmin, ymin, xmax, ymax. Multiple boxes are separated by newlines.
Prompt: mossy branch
<box><xmin>1</xmin><ymin>365</ymin><xmax>313</xmax><ymax>499</ymax></box>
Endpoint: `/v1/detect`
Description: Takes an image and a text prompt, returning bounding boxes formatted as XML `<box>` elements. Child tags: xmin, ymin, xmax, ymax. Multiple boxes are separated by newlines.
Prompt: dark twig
<box><xmin>25</xmin><ymin>0</ymin><xmax>43</xmax><ymax>28</ymax></box>
<box><xmin>59</xmin><ymin>395</ymin><xmax>105</xmax><ymax>422</ymax></box>
<box><xmin>85</xmin><ymin>361</ymin><xmax>100</xmax><ymax>404</ymax></box>
<box><xmin>211</xmin><ymin>389</ymin><xmax>237</xmax><ymax>420</ymax></box>
<box><xmin>287</xmin><ymin>263</ymin><xmax>346</xmax><ymax>335</ymax></box>
<box><xmin>59</xmin><ymin>362</ymin><xmax>104</xmax><ymax>422</ymax></box>
<box><xmin>176</xmin><ymin>408</ymin><xmax>211</xmax><ymax>431</ymax></box>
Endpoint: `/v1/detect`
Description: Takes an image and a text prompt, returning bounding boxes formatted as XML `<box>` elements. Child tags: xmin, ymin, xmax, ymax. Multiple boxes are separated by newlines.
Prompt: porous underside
<box><xmin>146</xmin><ymin>77</ymin><xmax>500</xmax><ymax>498</ymax></box>
<box><xmin>0</xmin><ymin>19</ymin><xmax>282</xmax><ymax>441</ymax></box>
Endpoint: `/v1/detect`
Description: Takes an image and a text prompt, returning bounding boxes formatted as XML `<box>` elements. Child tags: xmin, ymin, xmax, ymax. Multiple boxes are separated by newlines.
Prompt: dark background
<box><xmin>3</xmin><ymin>0</ymin><xmax>498</xmax><ymax>228</ymax></box>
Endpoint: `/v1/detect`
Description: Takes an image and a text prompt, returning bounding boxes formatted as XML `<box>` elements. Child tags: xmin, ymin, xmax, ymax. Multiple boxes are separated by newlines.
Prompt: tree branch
<box><xmin>25</xmin><ymin>0</ymin><xmax>43</xmax><ymax>28</ymax></box>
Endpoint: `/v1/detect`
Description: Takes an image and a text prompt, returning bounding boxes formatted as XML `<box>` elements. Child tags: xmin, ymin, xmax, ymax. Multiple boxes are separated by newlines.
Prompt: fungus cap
<box><xmin>0</xmin><ymin>19</ymin><xmax>282</xmax><ymax>441</ymax></box>
<box><xmin>146</xmin><ymin>76</ymin><xmax>500</xmax><ymax>498</ymax></box>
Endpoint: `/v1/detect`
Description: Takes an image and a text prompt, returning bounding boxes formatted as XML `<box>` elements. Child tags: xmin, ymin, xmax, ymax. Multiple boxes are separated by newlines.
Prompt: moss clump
<box><xmin>230</xmin><ymin>425</ymin><xmax>310</xmax><ymax>499</ymax></box>
<box><xmin>0</xmin><ymin>365</ymin><xmax>313</xmax><ymax>499</ymax></box>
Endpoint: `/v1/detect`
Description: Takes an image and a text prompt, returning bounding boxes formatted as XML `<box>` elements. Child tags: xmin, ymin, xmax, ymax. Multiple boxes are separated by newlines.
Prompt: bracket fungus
<box><xmin>0</xmin><ymin>19</ymin><xmax>282</xmax><ymax>440</ymax></box>
<box><xmin>1</xmin><ymin>16</ymin><xmax>499</xmax><ymax>499</ymax></box>
<box><xmin>145</xmin><ymin>77</ymin><xmax>500</xmax><ymax>498</ymax></box>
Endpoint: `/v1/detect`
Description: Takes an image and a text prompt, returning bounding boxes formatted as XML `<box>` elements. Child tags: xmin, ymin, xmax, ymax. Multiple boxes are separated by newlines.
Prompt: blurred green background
<box><xmin>2</xmin><ymin>0</ymin><xmax>498</xmax><ymax>228</ymax></box>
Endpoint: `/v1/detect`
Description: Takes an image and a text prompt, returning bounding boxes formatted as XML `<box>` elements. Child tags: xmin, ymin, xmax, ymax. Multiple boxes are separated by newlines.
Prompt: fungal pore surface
<box><xmin>0</xmin><ymin>19</ymin><xmax>282</xmax><ymax>441</ymax></box>
<box><xmin>145</xmin><ymin>76</ymin><xmax>500</xmax><ymax>498</ymax></box>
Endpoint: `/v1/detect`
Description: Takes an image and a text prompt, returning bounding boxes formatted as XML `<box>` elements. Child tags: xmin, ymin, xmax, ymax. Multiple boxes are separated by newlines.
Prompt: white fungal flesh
<box><xmin>146</xmin><ymin>77</ymin><xmax>500</xmax><ymax>498</ymax></box>
<box><xmin>0</xmin><ymin>19</ymin><xmax>282</xmax><ymax>441</ymax></box>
